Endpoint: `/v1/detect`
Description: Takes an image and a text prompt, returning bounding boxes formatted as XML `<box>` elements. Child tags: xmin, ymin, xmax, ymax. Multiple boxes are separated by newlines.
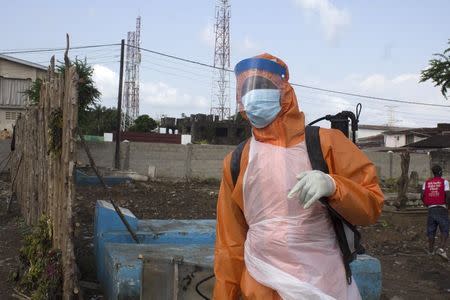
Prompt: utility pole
<box><xmin>115</xmin><ymin>39</ymin><xmax>125</xmax><ymax>169</ymax></box>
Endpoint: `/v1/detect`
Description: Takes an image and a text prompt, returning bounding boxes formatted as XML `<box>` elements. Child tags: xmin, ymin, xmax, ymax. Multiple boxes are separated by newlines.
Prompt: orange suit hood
<box><xmin>237</xmin><ymin>53</ymin><xmax>305</xmax><ymax>147</ymax></box>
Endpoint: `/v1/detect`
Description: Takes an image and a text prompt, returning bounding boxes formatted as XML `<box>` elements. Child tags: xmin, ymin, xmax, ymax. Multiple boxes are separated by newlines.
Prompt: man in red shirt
<box><xmin>422</xmin><ymin>165</ymin><xmax>450</xmax><ymax>259</ymax></box>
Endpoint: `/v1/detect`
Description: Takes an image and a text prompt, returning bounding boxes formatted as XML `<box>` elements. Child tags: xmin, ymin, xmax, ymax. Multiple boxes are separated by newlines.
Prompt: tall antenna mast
<box><xmin>385</xmin><ymin>105</ymin><xmax>399</xmax><ymax>127</ymax></box>
<box><xmin>210</xmin><ymin>0</ymin><xmax>231</xmax><ymax>120</ymax></box>
<box><xmin>122</xmin><ymin>16</ymin><xmax>141</xmax><ymax>130</ymax></box>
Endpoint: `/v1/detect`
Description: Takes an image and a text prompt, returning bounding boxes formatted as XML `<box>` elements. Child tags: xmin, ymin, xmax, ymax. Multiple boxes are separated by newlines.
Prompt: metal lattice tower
<box><xmin>385</xmin><ymin>105</ymin><xmax>399</xmax><ymax>126</ymax></box>
<box><xmin>210</xmin><ymin>0</ymin><xmax>231</xmax><ymax>120</ymax></box>
<box><xmin>122</xmin><ymin>16</ymin><xmax>141</xmax><ymax>130</ymax></box>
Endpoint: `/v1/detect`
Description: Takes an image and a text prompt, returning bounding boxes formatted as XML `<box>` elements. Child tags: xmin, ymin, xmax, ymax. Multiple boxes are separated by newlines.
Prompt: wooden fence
<box><xmin>11</xmin><ymin>49</ymin><xmax>80</xmax><ymax>298</ymax></box>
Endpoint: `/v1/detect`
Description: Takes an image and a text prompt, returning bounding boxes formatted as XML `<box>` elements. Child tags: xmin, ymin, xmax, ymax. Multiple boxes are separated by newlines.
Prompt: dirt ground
<box><xmin>2</xmin><ymin>176</ymin><xmax>450</xmax><ymax>299</ymax></box>
<box><xmin>0</xmin><ymin>174</ymin><xmax>24</xmax><ymax>300</ymax></box>
<box><xmin>73</xmin><ymin>179</ymin><xmax>220</xmax><ymax>292</ymax></box>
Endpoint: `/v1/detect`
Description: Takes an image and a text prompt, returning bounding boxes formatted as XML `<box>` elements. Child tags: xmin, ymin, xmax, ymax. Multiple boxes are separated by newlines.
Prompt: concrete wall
<box><xmin>0</xmin><ymin>137</ymin><xmax>438</xmax><ymax>181</ymax></box>
<box><xmin>431</xmin><ymin>150</ymin><xmax>450</xmax><ymax>179</ymax></box>
<box><xmin>76</xmin><ymin>141</ymin><xmax>116</xmax><ymax>169</ymax></box>
<box><xmin>74</xmin><ymin>141</ymin><xmax>438</xmax><ymax>181</ymax></box>
<box><xmin>365</xmin><ymin>151</ymin><xmax>430</xmax><ymax>180</ymax></box>
<box><xmin>409</xmin><ymin>153</ymin><xmax>431</xmax><ymax>179</ymax></box>
<box><xmin>76</xmin><ymin>141</ymin><xmax>235</xmax><ymax>179</ymax></box>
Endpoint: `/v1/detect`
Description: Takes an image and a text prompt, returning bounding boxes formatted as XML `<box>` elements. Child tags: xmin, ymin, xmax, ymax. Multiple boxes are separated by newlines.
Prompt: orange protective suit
<box><xmin>213</xmin><ymin>54</ymin><xmax>384</xmax><ymax>299</ymax></box>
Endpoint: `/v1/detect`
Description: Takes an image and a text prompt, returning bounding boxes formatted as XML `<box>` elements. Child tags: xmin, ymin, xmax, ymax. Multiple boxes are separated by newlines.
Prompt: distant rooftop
<box><xmin>359</xmin><ymin>124</ymin><xmax>410</xmax><ymax>131</ymax></box>
<box><xmin>383</xmin><ymin>124</ymin><xmax>450</xmax><ymax>136</ymax></box>
<box><xmin>0</xmin><ymin>54</ymin><xmax>47</xmax><ymax>71</ymax></box>
<box><xmin>405</xmin><ymin>134</ymin><xmax>450</xmax><ymax>149</ymax></box>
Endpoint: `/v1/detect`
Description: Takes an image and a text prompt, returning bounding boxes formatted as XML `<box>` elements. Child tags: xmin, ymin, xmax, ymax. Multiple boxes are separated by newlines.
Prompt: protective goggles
<box><xmin>235</xmin><ymin>58</ymin><xmax>287</xmax><ymax>112</ymax></box>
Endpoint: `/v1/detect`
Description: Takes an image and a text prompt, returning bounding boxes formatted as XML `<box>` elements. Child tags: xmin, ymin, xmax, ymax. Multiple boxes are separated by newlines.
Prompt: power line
<box><xmin>141</xmin><ymin>57</ymin><xmax>214</xmax><ymax>79</ymax></box>
<box><xmin>0</xmin><ymin>43</ymin><xmax>120</xmax><ymax>55</ymax></box>
<box><xmin>4</xmin><ymin>42</ymin><xmax>449</xmax><ymax>109</ymax></box>
<box><xmin>291</xmin><ymin>84</ymin><xmax>450</xmax><ymax>108</ymax></box>
<box><xmin>130</xmin><ymin>43</ymin><xmax>450</xmax><ymax>109</ymax></box>
<box><xmin>127</xmin><ymin>44</ymin><xmax>227</xmax><ymax>71</ymax></box>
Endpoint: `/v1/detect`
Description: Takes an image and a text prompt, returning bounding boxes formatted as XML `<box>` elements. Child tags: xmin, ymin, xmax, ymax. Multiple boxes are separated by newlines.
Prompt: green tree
<box><xmin>25</xmin><ymin>58</ymin><xmax>101</xmax><ymax>131</ymax></box>
<box><xmin>81</xmin><ymin>105</ymin><xmax>133</xmax><ymax>135</ymax></box>
<box><xmin>57</xmin><ymin>58</ymin><xmax>101</xmax><ymax>127</ymax></box>
<box><xmin>82</xmin><ymin>105</ymin><xmax>117</xmax><ymax>135</ymax></box>
<box><xmin>420</xmin><ymin>39</ymin><xmax>450</xmax><ymax>99</ymax></box>
<box><xmin>129</xmin><ymin>115</ymin><xmax>157</xmax><ymax>132</ymax></box>
<box><xmin>24</xmin><ymin>78</ymin><xmax>43</xmax><ymax>105</ymax></box>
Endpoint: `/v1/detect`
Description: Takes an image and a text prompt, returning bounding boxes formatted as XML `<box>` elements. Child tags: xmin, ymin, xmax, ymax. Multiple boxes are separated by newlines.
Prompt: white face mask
<box><xmin>242</xmin><ymin>89</ymin><xmax>281</xmax><ymax>128</ymax></box>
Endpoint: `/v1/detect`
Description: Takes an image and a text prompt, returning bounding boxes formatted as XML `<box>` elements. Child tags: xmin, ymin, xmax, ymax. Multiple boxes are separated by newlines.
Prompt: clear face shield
<box><xmin>235</xmin><ymin>58</ymin><xmax>288</xmax><ymax>128</ymax></box>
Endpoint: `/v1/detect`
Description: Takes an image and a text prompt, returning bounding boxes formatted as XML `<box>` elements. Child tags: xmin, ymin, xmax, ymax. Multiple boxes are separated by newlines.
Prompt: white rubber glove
<box><xmin>287</xmin><ymin>170</ymin><xmax>336</xmax><ymax>209</ymax></box>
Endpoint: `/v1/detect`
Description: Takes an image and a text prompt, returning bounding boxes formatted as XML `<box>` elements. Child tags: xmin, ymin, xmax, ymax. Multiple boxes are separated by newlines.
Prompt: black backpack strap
<box><xmin>305</xmin><ymin>126</ymin><xmax>357</xmax><ymax>284</ymax></box>
<box><xmin>231</xmin><ymin>139</ymin><xmax>249</xmax><ymax>187</ymax></box>
<box><xmin>305</xmin><ymin>126</ymin><xmax>328</xmax><ymax>173</ymax></box>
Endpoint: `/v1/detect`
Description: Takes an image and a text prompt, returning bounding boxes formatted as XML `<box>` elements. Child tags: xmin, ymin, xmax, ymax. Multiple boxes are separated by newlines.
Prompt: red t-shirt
<box><xmin>423</xmin><ymin>177</ymin><xmax>450</xmax><ymax>207</ymax></box>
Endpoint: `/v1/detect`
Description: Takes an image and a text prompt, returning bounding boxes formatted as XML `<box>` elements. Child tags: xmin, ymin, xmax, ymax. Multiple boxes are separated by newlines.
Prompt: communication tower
<box><xmin>210</xmin><ymin>0</ymin><xmax>231</xmax><ymax>120</ymax></box>
<box><xmin>122</xmin><ymin>16</ymin><xmax>141</xmax><ymax>129</ymax></box>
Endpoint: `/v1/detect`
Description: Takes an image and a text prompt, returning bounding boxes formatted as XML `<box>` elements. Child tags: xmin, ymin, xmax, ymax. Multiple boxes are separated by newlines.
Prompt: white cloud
<box><xmin>356</xmin><ymin>73</ymin><xmax>439</xmax><ymax>101</ymax></box>
<box><xmin>200</xmin><ymin>23</ymin><xmax>215</xmax><ymax>48</ymax></box>
<box><xmin>93</xmin><ymin>64</ymin><xmax>118</xmax><ymax>106</ymax></box>
<box><xmin>299</xmin><ymin>70</ymin><xmax>450</xmax><ymax>128</ymax></box>
<box><xmin>92</xmin><ymin>64</ymin><xmax>209</xmax><ymax>119</ymax></box>
<box><xmin>337</xmin><ymin>73</ymin><xmax>447</xmax><ymax>127</ymax></box>
<box><xmin>243</xmin><ymin>36</ymin><xmax>257</xmax><ymax>51</ymax></box>
<box><xmin>391</xmin><ymin>74</ymin><xmax>420</xmax><ymax>84</ymax></box>
<box><xmin>293</xmin><ymin>0</ymin><xmax>350</xmax><ymax>43</ymax></box>
<box><xmin>359</xmin><ymin>74</ymin><xmax>387</xmax><ymax>91</ymax></box>
<box><xmin>232</xmin><ymin>36</ymin><xmax>263</xmax><ymax>59</ymax></box>
<box><xmin>141</xmin><ymin>81</ymin><xmax>209</xmax><ymax>114</ymax></box>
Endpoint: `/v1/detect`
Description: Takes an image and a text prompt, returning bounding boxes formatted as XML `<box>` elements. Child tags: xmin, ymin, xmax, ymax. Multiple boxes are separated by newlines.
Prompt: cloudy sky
<box><xmin>1</xmin><ymin>0</ymin><xmax>449</xmax><ymax>127</ymax></box>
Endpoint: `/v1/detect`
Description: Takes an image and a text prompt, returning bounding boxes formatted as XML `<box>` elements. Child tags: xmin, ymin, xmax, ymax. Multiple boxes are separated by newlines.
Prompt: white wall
<box><xmin>0</xmin><ymin>109</ymin><xmax>24</xmax><ymax>131</ymax></box>
<box><xmin>0</xmin><ymin>59</ymin><xmax>46</xmax><ymax>80</ymax></box>
<box><xmin>414</xmin><ymin>136</ymin><xmax>426</xmax><ymax>143</ymax></box>
<box><xmin>385</xmin><ymin>134</ymin><xmax>406</xmax><ymax>148</ymax></box>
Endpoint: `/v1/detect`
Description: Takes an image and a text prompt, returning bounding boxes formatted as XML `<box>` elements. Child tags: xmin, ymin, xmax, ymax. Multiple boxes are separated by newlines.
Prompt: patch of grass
<box><xmin>383</xmin><ymin>177</ymin><xmax>398</xmax><ymax>193</ymax></box>
<box><xmin>380</xmin><ymin>219</ymin><xmax>389</xmax><ymax>228</ymax></box>
<box><xmin>196</xmin><ymin>140</ymin><xmax>209</xmax><ymax>145</ymax></box>
<box><xmin>16</xmin><ymin>216</ymin><xmax>62</xmax><ymax>300</ymax></box>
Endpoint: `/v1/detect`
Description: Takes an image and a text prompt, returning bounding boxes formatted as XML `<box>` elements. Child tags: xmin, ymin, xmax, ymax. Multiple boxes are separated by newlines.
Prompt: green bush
<box><xmin>18</xmin><ymin>216</ymin><xmax>62</xmax><ymax>300</ymax></box>
<box><xmin>383</xmin><ymin>177</ymin><xmax>398</xmax><ymax>192</ymax></box>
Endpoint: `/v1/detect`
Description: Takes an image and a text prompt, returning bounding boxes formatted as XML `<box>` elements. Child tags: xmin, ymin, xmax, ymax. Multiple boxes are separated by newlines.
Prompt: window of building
<box><xmin>0</xmin><ymin>77</ymin><xmax>32</xmax><ymax>106</ymax></box>
<box><xmin>406</xmin><ymin>134</ymin><xmax>414</xmax><ymax>145</ymax></box>
<box><xmin>5</xmin><ymin>111</ymin><xmax>21</xmax><ymax>120</ymax></box>
<box><xmin>215</xmin><ymin>127</ymin><xmax>228</xmax><ymax>137</ymax></box>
